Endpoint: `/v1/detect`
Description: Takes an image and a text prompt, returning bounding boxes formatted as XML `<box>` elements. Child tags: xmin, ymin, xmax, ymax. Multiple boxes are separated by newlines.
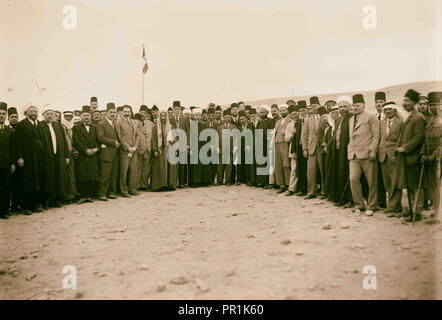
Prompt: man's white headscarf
<box><xmin>61</xmin><ymin>111</ymin><xmax>75</xmax><ymax>130</ymax></box>
<box><xmin>157</xmin><ymin>110</ymin><xmax>173</xmax><ymax>152</ymax></box>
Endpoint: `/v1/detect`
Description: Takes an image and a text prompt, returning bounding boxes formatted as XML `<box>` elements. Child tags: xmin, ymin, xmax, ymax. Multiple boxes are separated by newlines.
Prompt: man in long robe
<box><xmin>151</xmin><ymin>111</ymin><xmax>176</xmax><ymax>191</ymax></box>
<box><xmin>0</xmin><ymin>102</ymin><xmax>15</xmax><ymax>219</ymax></box>
<box><xmin>255</xmin><ymin>106</ymin><xmax>275</xmax><ymax>188</ymax></box>
<box><xmin>7</xmin><ymin>106</ymin><xmax>23</xmax><ymax>212</ymax></box>
<box><xmin>38</xmin><ymin>105</ymin><xmax>70</xmax><ymax>209</ymax></box>
<box><xmin>273</xmin><ymin>104</ymin><xmax>291</xmax><ymax>194</ymax></box>
<box><xmin>14</xmin><ymin>104</ymin><xmax>44</xmax><ymax>213</ymax></box>
<box><xmin>61</xmin><ymin>111</ymin><xmax>78</xmax><ymax>203</ymax></box>
<box><xmin>334</xmin><ymin>96</ymin><xmax>353</xmax><ymax>207</ymax></box>
<box><xmin>295</xmin><ymin>101</ymin><xmax>308</xmax><ymax>196</ymax></box>
<box><xmin>236</xmin><ymin>110</ymin><xmax>255</xmax><ymax>185</ymax></box>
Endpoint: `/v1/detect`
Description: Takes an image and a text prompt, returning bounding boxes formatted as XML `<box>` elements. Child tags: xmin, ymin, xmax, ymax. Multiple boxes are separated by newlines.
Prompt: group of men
<box><xmin>0</xmin><ymin>89</ymin><xmax>441</xmax><ymax>223</ymax></box>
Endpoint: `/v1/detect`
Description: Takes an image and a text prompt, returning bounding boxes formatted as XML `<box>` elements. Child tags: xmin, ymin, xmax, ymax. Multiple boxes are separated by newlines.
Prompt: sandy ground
<box><xmin>0</xmin><ymin>185</ymin><xmax>440</xmax><ymax>300</ymax></box>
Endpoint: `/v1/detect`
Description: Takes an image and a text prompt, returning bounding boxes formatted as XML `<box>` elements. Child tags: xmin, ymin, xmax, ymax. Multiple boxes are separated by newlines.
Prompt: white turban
<box><xmin>192</xmin><ymin>107</ymin><xmax>202</xmax><ymax>114</ymax></box>
<box><xmin>42</xmin><ymin>104</ymin><xmax>54</xmax><ymax>114</ymax></box>
<box><xmin>183</xmin><ymin>108</ymin><xmax>191</xmax><ymax>115</ymax></box>
<box><xmin>279</xmin><ymin>103</ymin><xmax>288</xmax><ymax>110</ymax></box>
<box><xmin>24</xmin><ymin>101</ymin><xmax>36</xmax><ymax>113</ymax></box>
<box><xmin>259</xmin><ymin>105</ymin><xmax>270</xmax><ymax>113</ymax></box>
<box><xmin>337</xmin><ymin>95</ymin><xmax>352</xmax><ymax>106</ymax></box>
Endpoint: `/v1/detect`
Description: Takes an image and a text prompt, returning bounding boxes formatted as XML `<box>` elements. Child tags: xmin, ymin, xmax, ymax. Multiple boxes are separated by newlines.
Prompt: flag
<box><xmin>142</xmin><ymin>45</ymin><xmax>148</xmax><ymax>74</ymax></box>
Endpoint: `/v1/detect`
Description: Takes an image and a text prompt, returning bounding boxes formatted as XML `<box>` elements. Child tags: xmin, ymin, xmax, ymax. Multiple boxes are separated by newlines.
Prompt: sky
<box><xmin>0</xmin><ymin>0</ymin><xmax>441</xmax><ymax>112</ymax></box>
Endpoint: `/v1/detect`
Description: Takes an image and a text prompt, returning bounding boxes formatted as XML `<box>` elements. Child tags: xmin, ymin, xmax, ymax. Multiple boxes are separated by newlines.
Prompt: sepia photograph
<box><xmin>0</xmin><ymin>0</ymin><xmax>441</xmax><ymax>306</ymax></box>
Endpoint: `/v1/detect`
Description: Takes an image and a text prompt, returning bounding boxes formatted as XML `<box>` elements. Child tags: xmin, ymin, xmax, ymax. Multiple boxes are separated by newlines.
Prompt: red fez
<box><xmin>90</xmin><ymin>97</ymin><xmax>97</xmax><ymax>103</ymax></box>
<box><xmin>428</xmin><ymin>92</ymin><xmax>442</xmax><ymax>104</ymax></box>
<box><xmin>297</xmin><ymin>100</ymin><xmax>307</xmax><ymax>109</ymax></box>
<box><xmin>352</xmin><ymin>94</ymin><xmax>365</xmax><ymax>104</ymax></box>
<box><xmin>309</xmin><ymin>96</ymin><xmax>320</xmax><ymax>105</ymax></box>
<box><xmin>405</xmin><ymin>89</ymin><xmax>420</xmax><ymax>102</ymax></box>
<box><xmin>106</xmin><ymin>102</ymin><xmax>115</xmax><ymax>110</ymax></box>
<box><xmin>375</xmin><ymin>92</ymin><xmax>386</xmax><ymax>101</ymax></box>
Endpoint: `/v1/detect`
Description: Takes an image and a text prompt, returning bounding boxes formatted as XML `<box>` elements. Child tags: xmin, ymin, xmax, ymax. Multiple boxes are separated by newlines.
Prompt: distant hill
<box><xmin>241</xmin><ymin>80</ymin><xmax>442</xmax><ymax>114</ymax></box>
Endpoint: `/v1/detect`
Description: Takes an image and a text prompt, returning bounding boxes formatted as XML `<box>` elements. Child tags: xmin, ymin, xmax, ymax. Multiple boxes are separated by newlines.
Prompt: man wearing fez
<box><xmin>374</xmin><ymin>91</ymin><xmax>387</xmax><ymax>209</ymax></box>
<box><xmin>0</xmin><ymin>102</ymin><xmax>15</xmax><ymax>218</ymax></box>
<box><xmin>167</xmin><ymin>107</ymin><xmax>174</xmax><ymax>119</ymax></box>
<box><xmin>378</xmin><ymin>102</ymin><xmax>404</xmax><ymax>215</ymax></box>
<box><xmin>90</xmin><ymin>97</ymin><xmax>98</xmax><ymax>112</ymax></box>
<box><xmin>92</xmin><ymin>109</ymin><xmax>101</xmax><ymax>125</ymax></box>
<box><xmin>15</xmin><ymin>104</ymin><xmax>44</xmax><ymax>214</ymax></box>
<box><xmin>284</xmin><ymin>104</ymin><xmax>299</xmax><ymax>196</ymax></box>
<box><xmin>215</xmin><ymin>105</ymin><xmax>222</xmax><ymax>122</ymax></box>
<box><xmin>6</xmin><ymin>107</ymin><xmax>23</xmax><ymax>212</ymax></box>
<box><xmin>151</xmin><ymin>105</ymin><xmax>159</xmax><ymax>123</ymax></box>
<box><xmin>301</xmin><ymin>96</ymin><xmax>327</xmax><ymax>199</ymax></box>
<box><xmin>216</xmin><ymin>109</ymin><xmax>236</xmax><ymax>185</ymax></box>
<box><xmin>420</xmin><ymin>92</ymin><xmax>442</xmax><ymax>220</ymax></box>
<box><xmin>73</xmin><ymin>105</ymin><xmax>100</xmax><ymax>203</ymax></box>
<box><xmin>134</xmin><ymin>112</ymin><xmax>153</xmax><ymax>192</ymax></box>
<box><xmin>273</xmin><ymin>104</ymin><xmax>291</xmax><ymax>194</ymax></box>
<box><xmin>347</xmin><ymin>94</ymin><xmax>379</xmax><ymax>216</ymax></box>
<box><xmin>96</xmin><ymin>103</ymin><xmax>120</xmax><ymax>200</ymax></box>
<box><xmin>250</xmin><ymin>108</ymin><xmax>259</xmax><ymax>128</ymax></box>
<box><xmin>294</xmin><ymin>100</ymin><xmax>308</xmax><ymax>196</ymax></box>
<box><xmin>270</xmin><ymin>104</ymin><xmax>280</xmax><ymax>122</ymax></box>
<box><xmin>171</xmin><ymin>101</ymin><xmax>190</xmax><ymax>188</ymax></box>
<box><xmin>230</xmin><ymin>103</ymin><xmax>240</xmax><ymax>127</ymax></box>
<box><xmin>390</xmin><ymin>89</ymin><xmax>426</xmax><ymax>221</ymax></box>
<box><xmin>115</xmin><ymin>105</ymin><xmax>140</xmax><ymax>197</ymax></box>
<box><xmin>38</xmin><ymin>105</ymin><xmax>70</xmax><ymax>209</ymax></box>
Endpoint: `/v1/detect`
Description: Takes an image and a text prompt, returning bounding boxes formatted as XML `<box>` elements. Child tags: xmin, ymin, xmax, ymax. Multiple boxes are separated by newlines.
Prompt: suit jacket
<box><xmin>170</xmin><ymin>116</ymin><xmax>190</xmax><ymax>146</ymax></box>
<box><xmin>72</xmin><ymin>123</ymin><xmax>99</xmax><ymax>181</ymax></box>
<box><xmin>399</xmin><ymin>110</ymin><xmax>426</xmax><ymax>166</ymax></box>
<box><xmin>347</xmin><ymin>112</ymin><xmax>379</xmax><ymax>160</ymax></box>
<box><xmin>138</xmin><ymin>119</ymin><xmax>154</xmax><ymax>157</ymax></box>
<box><xmin>96</xmin><ymin>118</ymin><xmax>119</xmax><ymax>161</ymax></box>
<box><xmin>0</xmin><ymin>125</ymin><xmax>14</xmax><ymax>170</ymax></box>
<box><xmin>275</xmin><ymin>117</ymin><xmax>290</xmax><ymax>144</ymax></box>
<box><xmin>301</xmin><ymin>114</ymin><xmax>328</xmax><ymax>155</ymax></box>
<box><xmin>217</xmin><ymin>123</ymin><xmax>236</xmax><ymax>153</ymax></box>
<box><xmin>115</xmin><ymin>117</ymin><xmax>139</xmax><ymax>152</ymax></box>
<box><xmin>421</xmin><ymin>115</ymin><xmax>442</xmax><ymax>160</ymax></box>
<box><xmin>378</xmin><ymin>116</ymin><xmax>403</xmax><ymax>163</ymax></box>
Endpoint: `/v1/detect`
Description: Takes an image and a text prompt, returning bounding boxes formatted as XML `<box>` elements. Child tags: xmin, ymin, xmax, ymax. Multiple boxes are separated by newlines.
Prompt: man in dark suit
<box><xmin>0</xmin><ymin>102</ymin><xmax>15</xmax><ymax>218</ymax></box>
<box><xmin>391</xmin><ymin>89</ymin><xmax>426</xmax><ymax>221</ymax></box>
<box><xmin>73</xmin><ymin>105</ymin><xmax>100</xmax><ymax>203</ymax></box>
<box><xmin>14</xmin><ymin>104</ymin><xmax>44</xmax><ymax>214</ymax></box>
<box><xmin>374</xmin><ymin>92</ymin><xmax>387</xmax><ymax>209</ymax></box>
<box><xmin>255</xmin><ymin>106</ymin><xmax>276</xmax><ymax>188</ymax></box>
<box><xmin>378</xmin><ymin>102</ymin><xmax>404</xmax><ymax>214</ymax></box>
<box><xmin>7</xmin><ymin>107</ymin><xmax>22</xmax><ymax>212</ymax></box>
<box><xmin>96</xmin><ymin>103</ymin><xmax>120</xmax><ymax>200</ymax></box>
<box><xmin>172</xmin><ymin>101</ymin><xmax>190</xmax><ymax>188</ymax></box>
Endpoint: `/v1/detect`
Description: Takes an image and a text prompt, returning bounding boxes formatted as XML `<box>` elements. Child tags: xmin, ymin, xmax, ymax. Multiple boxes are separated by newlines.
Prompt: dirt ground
<box><xmin>0</xmin><ymin>185</ymin><xmax>440</xmax><ymax>300</ymax></box>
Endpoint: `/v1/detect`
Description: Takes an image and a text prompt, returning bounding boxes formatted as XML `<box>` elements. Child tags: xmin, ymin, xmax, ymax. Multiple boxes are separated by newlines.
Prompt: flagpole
<box><xmin>142</xmin><ymin>71</ymin><xmax>144</xmax><ymax>105</ymax></box>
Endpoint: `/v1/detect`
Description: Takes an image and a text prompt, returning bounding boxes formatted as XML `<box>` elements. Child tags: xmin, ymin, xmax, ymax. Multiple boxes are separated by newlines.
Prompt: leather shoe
<box><xmin>97</xmin><ymin>197</ymin><xmax>108</xmax><ymax>202</ymax></box>
<box><xmin>107</xmin><ymin>195</ymin><xmax>117</xmax><ymax>200</ymax></box>
<box><xmin>304</xmin><ymin>194</ymin><xmax>316</xmax><ymax>199</ymax></box>
<box><xmin>121</xmin><ymin>193</ymin><xmax>131</xmax><ymax>198</ymax></box>
<box><xmin>285</xmin><ymin>191</ymin><xmax>295</xmax><ymax>196</ymax></box>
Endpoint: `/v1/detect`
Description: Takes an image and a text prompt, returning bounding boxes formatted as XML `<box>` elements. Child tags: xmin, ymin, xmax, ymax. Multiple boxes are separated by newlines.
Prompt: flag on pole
<box><xmin>142</xmin><ymin>45</ymin><xmax>149</xmax><ymax>74</ymax></box>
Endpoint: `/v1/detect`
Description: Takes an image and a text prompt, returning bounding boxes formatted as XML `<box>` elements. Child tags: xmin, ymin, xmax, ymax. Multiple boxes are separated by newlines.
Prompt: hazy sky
<box><xmin>1</xmin><ymin>0</ymin><xmax>441</xmax><ymax>112</ymax></box>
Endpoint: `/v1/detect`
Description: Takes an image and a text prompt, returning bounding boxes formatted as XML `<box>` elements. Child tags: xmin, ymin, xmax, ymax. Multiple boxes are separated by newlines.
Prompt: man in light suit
<box><xmin>134</xmin><ymin>112</ymin><xmax>154</xmax><ymax>191</ymax></box>
<box><xmin>348</xmin><ymin>94</ymin><xmax>379</xmax><ymax>215</ymax></box>
<box><xmin>217</xmin><ymin>109</ymin><xmax>237</xmax><ymax>185</ymax></box>
<box><xmin>171</xmin><ymin>101</ymin><xmax>190</xmax><ymax>188</ymax></box>
<box><xmin>301</xmin><ymin>96</ymin><xmax>328</xmax><ymax>199</ymax></box>
<box><xmin>273</xmin><ymin>104</ymin><xmax>291</xmax><ymax>193</ymax></box>
<box><xmin>115</xmin><ymin>105</ymin><xmax>140</xmax><ymax>197</ymax></box>
<box><xmin>96</xmin><ymin>103</ymin><xmax>120</xmax><ymax>200</ymax></box>
<box><xmin>378</xmin><ymin>102</ymin><xmax>404</xmax><ymax>214</ymax></box>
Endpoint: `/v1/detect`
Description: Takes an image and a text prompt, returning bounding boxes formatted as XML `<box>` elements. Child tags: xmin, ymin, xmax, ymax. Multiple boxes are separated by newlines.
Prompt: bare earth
<box><xmin>0</xmin><ymin>185</ymin><xmax>440</xmax><ymax>300</ymax></box>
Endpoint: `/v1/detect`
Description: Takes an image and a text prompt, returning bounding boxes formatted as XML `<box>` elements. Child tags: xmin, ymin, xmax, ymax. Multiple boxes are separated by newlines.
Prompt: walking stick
<box><xmin>338</xmin><ymin>179</ymin><xmax>350</xmax><ymax>206</ymax></box>
<box><xmin>403</xmin><ymin>156</ymin><xmax>414</xmax><ymax>218</ymax></box>
<box><xmin>412</xmin><ymin>163</ymin><xmax>425</xmax><ymax>225</ymax></box>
